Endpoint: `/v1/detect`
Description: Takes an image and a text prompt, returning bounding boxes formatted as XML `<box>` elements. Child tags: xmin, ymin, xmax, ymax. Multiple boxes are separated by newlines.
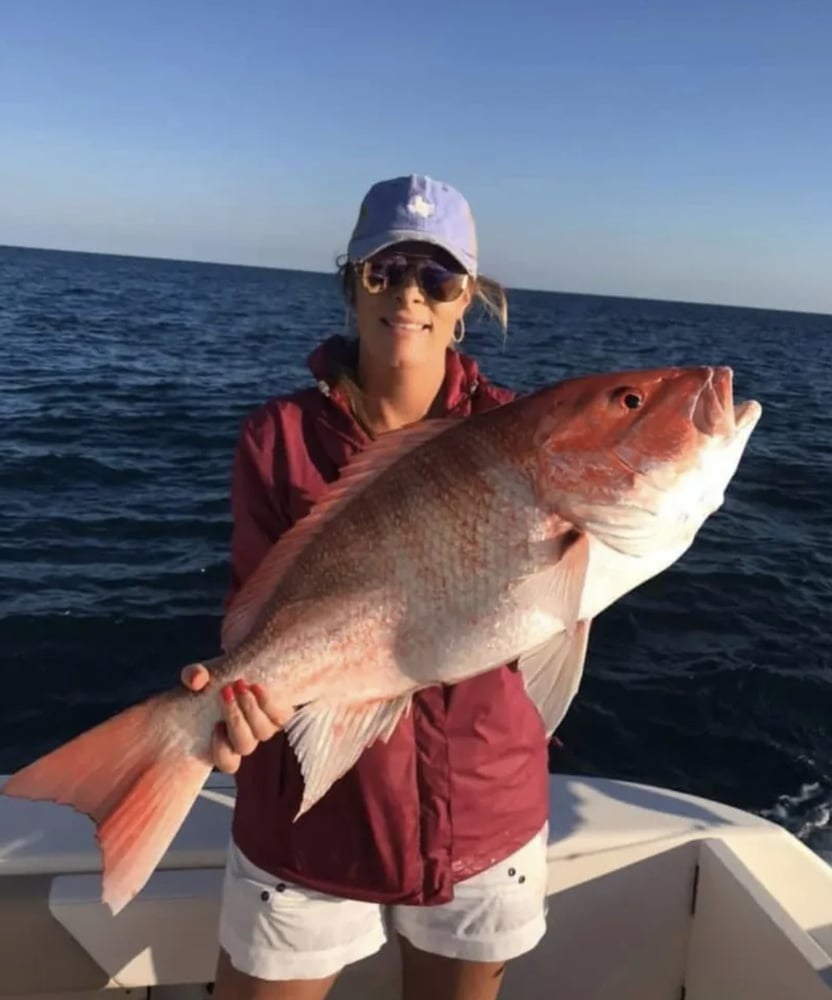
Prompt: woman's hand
<box><xmin>181</xmin><ymin>665</ymin><xmax>294</xmax><ymax>774</ymax></box>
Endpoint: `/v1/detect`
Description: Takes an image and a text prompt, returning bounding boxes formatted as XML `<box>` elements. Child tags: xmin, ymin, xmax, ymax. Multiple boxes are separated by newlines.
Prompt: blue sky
<box><xmin>1</xmin><ymin>1</ymin><xmax>830</xmax><ymax>313</ymax></box>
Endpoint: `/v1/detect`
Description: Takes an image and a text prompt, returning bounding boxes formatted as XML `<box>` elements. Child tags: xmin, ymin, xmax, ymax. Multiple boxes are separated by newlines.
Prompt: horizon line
<box><xmin>2</xmin><ymin>241</ymin><xmax>829</xmax><ymax>320</ymax></box>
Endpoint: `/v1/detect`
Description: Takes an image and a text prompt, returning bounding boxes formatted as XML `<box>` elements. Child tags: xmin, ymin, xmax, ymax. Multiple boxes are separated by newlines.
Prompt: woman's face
<box><xmin>353</xmin><ymin>241</ymin><xmax>473</xmax><ymax>372</ymax></box>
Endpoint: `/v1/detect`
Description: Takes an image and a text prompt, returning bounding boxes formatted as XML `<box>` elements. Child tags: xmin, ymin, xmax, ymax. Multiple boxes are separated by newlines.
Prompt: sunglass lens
<box><xmin>418</xmin><ymin>262</ymin><xmax>467</xmax><ymax>302</ymax></box>
<box><xmin>361</xmin><ymin>255</ymin><xmax>468</xmax><ymax>301</ymax></box>
<box><xmin>362</xmin><ymin>255</ymin><xmax>408</xmax><ymax>293</ymax></box>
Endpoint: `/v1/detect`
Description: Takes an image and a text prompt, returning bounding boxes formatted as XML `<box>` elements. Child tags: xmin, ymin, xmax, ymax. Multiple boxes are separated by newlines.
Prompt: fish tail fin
<box><xmin>1</xmin><ymin>693</ymin><xmax>212</xmax><ymax>914</ymax></box>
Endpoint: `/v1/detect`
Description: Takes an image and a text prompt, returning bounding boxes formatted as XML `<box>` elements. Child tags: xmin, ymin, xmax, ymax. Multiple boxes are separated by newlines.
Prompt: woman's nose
<box><xmin>394</xmin><ymin>269</ymin><xmax>424</xmax><ymax>304</ymax></box>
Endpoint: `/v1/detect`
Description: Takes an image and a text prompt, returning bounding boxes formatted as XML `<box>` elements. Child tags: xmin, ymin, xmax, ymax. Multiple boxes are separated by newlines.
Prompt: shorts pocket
<box><xmin>453</xmin><ymin>826</ymin><xmax>548</xmax><ymax>897</ymax></box>
<box><xmin>225</xmin><ymin>843</ymin><xmax>329</xmax><ymax>913</ymax></box>
<box><xmin>219</xmin><ymin>843</ymin><xmax>387</xmax><ymax>972</ymax></box>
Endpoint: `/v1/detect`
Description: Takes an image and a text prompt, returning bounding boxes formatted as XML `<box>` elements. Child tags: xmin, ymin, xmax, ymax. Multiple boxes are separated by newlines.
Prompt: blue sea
<box><xmin>2</xmin><ymin>244</ymin><xmax>830</xmax><ymax>859</ymax></box>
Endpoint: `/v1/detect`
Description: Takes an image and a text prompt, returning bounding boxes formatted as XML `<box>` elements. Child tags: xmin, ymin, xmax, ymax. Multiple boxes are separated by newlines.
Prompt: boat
<box><xmin>1</xmin><ymin>771</ymin><xmax>830</xmax><ymax>999</ymax></box>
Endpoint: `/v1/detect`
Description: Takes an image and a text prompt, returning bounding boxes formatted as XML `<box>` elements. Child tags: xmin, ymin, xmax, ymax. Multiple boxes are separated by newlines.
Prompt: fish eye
<box><xmin>613</xmin><ymin>387</ymin><xmax>644</xmax><ymax>411</ymax></box>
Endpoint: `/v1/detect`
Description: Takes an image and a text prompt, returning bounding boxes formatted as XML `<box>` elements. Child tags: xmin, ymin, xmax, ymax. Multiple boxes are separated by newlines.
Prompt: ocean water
<box><xmin>1</xmin><ymin>244</ymin><xmax>830</xmax><ymax>859</ymax></box>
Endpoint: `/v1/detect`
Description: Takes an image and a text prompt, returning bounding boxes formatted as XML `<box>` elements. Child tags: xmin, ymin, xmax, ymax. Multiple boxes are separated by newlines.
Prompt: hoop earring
<box><xmin>452</xmin><ymin>318</ymin><xmax>466</xmax><ymax>344</ymax></box>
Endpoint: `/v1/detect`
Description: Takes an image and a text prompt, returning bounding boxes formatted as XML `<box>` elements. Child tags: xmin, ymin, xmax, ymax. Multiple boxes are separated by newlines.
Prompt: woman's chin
<box><xmin>365</xmin><ymin>332</ymin><xmax>444</xmax><ymax>369</ymax></box>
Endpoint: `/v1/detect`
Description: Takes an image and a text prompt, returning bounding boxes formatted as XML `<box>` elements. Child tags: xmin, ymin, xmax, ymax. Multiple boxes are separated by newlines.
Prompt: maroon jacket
<box><xmin>227</xmin><ymin>335</ymin><xmax>550</xmax><ymax>905</ymax></box>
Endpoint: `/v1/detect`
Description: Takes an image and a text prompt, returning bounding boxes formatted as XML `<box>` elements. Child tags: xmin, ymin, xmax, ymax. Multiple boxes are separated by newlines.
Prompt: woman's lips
<box><xmin>381</xmin><ymin>317</ymin><xmax>432</xmax><ymax>333</ymax></box>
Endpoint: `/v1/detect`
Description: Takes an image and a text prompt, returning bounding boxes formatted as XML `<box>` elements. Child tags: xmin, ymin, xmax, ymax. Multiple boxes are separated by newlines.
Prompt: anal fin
<box><xmin>285</xmin><ymin>693</ymin><xmax>413</xmax><ymax>817</ymax></box>
<box><xmin>518</xmin><ymin>618</ymin><xmax>592</xmax><ymax>737</ymax></box>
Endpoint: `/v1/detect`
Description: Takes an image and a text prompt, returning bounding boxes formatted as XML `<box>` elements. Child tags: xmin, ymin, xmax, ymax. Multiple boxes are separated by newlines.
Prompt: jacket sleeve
<box><xmin>224</xmin><ymin>408</ymin><xmax>293</xmax><ymax>612</ymax></box>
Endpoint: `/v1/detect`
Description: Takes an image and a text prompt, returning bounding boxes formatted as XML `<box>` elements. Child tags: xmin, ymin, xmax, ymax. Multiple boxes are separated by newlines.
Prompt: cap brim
<box><xmin>348</xmin><ymin>230</ymin><xmax>476</xmax><ymax>276</ymax></box>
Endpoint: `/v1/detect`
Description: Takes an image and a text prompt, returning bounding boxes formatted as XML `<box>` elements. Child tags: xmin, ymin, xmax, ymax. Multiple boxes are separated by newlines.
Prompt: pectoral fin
<box><xmin>519</xmin><ymin>618</ymin><xmax>592</xmax><ymax>737</ymax></box>
<box><xmin>513</xmin><ymin>530</ymin><xmax>590</xmax><ymax>632</ymax></box>
<box><xmin>285</xmin><ymin>693</ymin><xmax>413</xmax><ymax>817</ymax></box>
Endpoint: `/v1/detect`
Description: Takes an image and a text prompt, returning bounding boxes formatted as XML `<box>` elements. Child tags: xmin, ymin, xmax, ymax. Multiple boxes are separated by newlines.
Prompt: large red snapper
<box><xmin>1</xmin><ymin>366</ymin><xmax>762</xmax><ymax>913</ymax></box>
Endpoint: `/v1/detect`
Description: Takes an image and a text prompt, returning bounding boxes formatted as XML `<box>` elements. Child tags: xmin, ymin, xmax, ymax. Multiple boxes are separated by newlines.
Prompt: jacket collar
<box><xmin>306</xmin><ymin>334</ymin><xmax>483</xmax><ymax>421</ymax></box>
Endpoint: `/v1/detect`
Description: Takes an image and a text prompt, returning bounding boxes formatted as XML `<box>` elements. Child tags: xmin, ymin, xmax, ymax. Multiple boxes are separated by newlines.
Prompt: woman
<box><xmin>183</xmin><ymin>175</ymin><xmax>551</xmax><ymax>1000</ymax></box>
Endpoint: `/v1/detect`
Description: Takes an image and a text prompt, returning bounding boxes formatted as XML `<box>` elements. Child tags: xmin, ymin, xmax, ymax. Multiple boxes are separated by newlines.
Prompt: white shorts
<box><xmin>218</xmin><ymin>825</ymin><xmax>549</xmax><ymax>982</ymax></box>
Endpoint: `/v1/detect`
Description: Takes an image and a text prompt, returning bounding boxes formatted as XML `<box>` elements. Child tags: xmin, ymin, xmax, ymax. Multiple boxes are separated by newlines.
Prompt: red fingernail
<box><xmin>250</xmin><ymin>683</ymin><xmax>264</xmax><ymax>699</ymax></box>
<box><xmin>221</xmin><ymin>685</ymin><xmax>234</xmax><ymax>704</ymax></box>
<box><xmin>234</xmin><ymin>678</ymin><xmax>249</xmax><ymax>696</ymax></box>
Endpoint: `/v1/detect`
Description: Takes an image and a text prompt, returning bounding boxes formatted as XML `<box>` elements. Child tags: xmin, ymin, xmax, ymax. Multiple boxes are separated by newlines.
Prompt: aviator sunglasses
<box><xmin>357</xmin><ymin>252</ymin><xmax>470</xmax><ymax>303</ymax></box>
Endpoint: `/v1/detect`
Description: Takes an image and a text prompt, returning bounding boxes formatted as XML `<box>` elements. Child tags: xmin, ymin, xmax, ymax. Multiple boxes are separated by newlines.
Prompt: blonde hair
<box><xmin>332</xmin><ymin>256</ymin><xmax>509</xmax><ymax>437</ymax></box>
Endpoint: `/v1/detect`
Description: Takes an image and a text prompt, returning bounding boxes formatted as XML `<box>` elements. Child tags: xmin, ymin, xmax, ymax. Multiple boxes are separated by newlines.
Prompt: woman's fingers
<box><xmin>251</xmin><ymin>682</ymin><xmax>295</xmax><ymax>730</ymax></box>
<box><xmin>211</xmin><ymin>722</ymin><xmax>242</xmax><ymax>775</ymax></box>
<box><xmin>221</xmin><ymin>683</ymin><xmax>260</xmax><ymax>757</ymax></box>
<box><xmin>235</xmin><ymin>685</ymin><xmax>279</xmax><ymax>743</ymax></box>
<box><xmin>181</xmin><ymin>663</ymin><xmax>211</xmax><ymax>692</ymax></box>
<box><xmin>225</xmin><ymin>681</ymin><xmax>294</xmax><ymax>744</ymax></box>
<box><xmin>179</xmin><ymin>669</ymin><xmax>292</xmax><ymax>771</ymax></box>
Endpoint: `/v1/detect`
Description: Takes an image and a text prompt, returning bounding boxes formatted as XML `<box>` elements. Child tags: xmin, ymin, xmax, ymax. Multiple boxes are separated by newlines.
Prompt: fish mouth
<box><xmin>694</xmin><ymin>367</ymin><xmax>762</xmax><ymax>438</ymax></box>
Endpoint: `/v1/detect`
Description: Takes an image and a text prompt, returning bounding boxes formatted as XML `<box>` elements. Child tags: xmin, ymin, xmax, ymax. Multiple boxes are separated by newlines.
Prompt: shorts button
<box><xmin>518</xmin><ymin>875</ymin><xmax>526</xmax><ymax>884</ymax></box>
<box><xmin>276</xmin><ymin>882</ymin><xmax>287</xmax><ymax>893</ymax></box>
<box><xmin>260</xmin><ymin>891</ymin><xmax>269</xmax><ymax>901</ymax></box>
<box><xmin>508</xmin><ymin>868</ymin><xmax>516</xmax><ymax>877</ymax></box>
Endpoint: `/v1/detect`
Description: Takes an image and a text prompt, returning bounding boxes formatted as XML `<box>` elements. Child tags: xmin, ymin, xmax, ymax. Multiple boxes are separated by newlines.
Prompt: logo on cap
<box><xmin>407</xmin><ymin>195</ymin><xmax>435</xmax><ymax>219</ymax></box>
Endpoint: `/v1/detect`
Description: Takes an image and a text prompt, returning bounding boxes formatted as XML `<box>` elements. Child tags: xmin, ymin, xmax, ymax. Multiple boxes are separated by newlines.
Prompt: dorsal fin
<box><xmin>221</xmin><ymin>418</ymin><xmax>457</xmax><ymax>653</ymax></box>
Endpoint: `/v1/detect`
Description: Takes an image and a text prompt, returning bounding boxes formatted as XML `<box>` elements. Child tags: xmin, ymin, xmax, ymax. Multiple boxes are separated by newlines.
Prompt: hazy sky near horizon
<box><xmin>1</xmin><ymin>1</ymin><xmax>830</xmax><ymax>313</ymax></box>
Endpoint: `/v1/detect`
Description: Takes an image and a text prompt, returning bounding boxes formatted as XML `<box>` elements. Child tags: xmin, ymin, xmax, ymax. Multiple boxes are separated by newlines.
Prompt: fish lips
<box><xmin>693</xmin><ymin>367</ymin><xmax>762</xmax><ymax>439</ymax></box>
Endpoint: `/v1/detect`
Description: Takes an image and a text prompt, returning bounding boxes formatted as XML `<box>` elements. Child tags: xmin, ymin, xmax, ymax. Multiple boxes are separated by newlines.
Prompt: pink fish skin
<box><xmin>1</xmin><ymin>365</ymin><xmax>761</xmax><ymax>913</ymax></box>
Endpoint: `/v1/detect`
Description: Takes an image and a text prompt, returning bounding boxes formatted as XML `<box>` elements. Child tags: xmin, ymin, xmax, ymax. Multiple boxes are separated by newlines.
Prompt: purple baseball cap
<box><xmin>347</xmin><ymin>174</ymin><xmax>478</xmax><ymax>277</ymax></box>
